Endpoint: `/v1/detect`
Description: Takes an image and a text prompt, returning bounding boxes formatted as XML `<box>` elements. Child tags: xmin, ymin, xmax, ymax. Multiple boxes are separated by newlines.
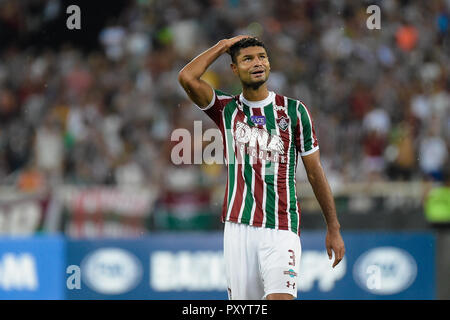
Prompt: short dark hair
<box><xmin>228</xmin><ymin>37</ymin><xmax>268</xmax><ymax>63</ymax></box>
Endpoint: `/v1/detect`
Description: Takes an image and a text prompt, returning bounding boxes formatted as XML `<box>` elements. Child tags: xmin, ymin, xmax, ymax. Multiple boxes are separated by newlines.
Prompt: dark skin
<box><xmin>179</xmin><ymin>36</ymin><xmax>345</xmax><ymax>300</ymax></box>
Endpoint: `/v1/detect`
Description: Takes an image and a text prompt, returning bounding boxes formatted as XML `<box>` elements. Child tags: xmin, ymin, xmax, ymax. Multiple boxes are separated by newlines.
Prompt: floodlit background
<box><xmin>0</xmin><ymin>0</ymin><xmax>448</xmax><ymax>299</ymax></box>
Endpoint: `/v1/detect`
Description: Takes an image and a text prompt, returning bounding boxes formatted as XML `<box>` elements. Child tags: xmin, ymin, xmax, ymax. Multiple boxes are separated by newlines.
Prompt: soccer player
<box><xmin>178</xmin><ymin>36</ymin><xmax>345</xmax><ymax>300</ymax></box>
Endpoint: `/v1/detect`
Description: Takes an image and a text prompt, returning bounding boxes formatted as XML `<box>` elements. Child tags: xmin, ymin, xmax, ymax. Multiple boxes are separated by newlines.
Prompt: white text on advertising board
<box><xmin>0</xmin><ymin>253</ymin><xmax>38</xmax><ymax>291</ymax></box>
<box><xmin>150</xmin><ymin>250</ymin><xmax>346</xmax><ymax>292</ymax></box>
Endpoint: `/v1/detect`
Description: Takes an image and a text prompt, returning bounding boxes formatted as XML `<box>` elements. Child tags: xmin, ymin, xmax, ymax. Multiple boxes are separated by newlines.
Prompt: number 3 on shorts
<box><xmin>288</xmin><ymin>249</ymin><xmax>295</xmax><ymax>266</ymax></box>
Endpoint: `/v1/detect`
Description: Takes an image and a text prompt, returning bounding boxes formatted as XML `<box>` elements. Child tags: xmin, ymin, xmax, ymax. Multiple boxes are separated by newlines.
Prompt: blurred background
<box><xmin>0</xmin><ymin>0</ymin><xmax>449</xmax><ymax>300</ymax></box>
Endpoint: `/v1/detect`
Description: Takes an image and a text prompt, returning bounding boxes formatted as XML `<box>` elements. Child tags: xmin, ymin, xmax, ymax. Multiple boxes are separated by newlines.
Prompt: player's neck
<box><xmin>242</xmin><ymin>85</ymin><xmax>269</xmax><ymax>102</ymax></box>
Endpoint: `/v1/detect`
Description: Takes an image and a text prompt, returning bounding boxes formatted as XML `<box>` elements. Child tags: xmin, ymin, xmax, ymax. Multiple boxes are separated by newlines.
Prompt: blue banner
<box><xmin>65</xmin><ymin>231</ymin><xmax>436</xmax><ymax>300</ymax></box>
<box><xmin>0</xmin><ymin>231</ymin><xmax>436</xmax><ymax>299</ymax></box>
<box><xmin>66</xmin><ymin>233</ymin><xmax>226</xmax><ymax>299</ymax></box>
<box><xmin>298</xmin><ymin>231</ymin><xmax>435</xmax><ymax>300</ymax></box>
<box><xmin>0</xmin><ymin>235</ymin><xmax>65</xmax><ymax>299</ymax></box>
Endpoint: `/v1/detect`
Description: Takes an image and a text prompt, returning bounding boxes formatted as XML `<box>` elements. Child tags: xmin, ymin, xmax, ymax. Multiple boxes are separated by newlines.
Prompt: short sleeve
<box><xmin>295</xmin><ymin>101</ymin><xmax>319</xmax><ymax>156</ymax></box>
<box><xmin>196</xmin><ymin>87</ymin><xmax>233</xmax><ymax>127</ymax></box>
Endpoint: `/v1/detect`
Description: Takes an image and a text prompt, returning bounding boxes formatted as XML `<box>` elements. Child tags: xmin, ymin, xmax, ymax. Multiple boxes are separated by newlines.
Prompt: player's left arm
<box><xmin>301</xmin><ymin>150</ymin><xmax>345</xmax><ymax>268</ymax></box>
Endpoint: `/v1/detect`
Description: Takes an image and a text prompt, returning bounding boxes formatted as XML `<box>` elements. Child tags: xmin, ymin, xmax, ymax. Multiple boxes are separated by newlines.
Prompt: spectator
<box><xmin>419</xmin><ymin>127</ymin><xmax>448</xmax><ymax>181</ymax></box>
<box><xmin>0</xmin><ymin>0</ymin><xmax>447</xmax><ymax>219</ymax></box>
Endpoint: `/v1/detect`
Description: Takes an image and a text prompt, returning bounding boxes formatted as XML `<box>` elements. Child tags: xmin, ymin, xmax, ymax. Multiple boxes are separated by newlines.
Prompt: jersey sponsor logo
<box><xmin>283</xmin><ymin>269</ymin><xmax>297</xmax><ymax>278</ymax></box>
<box><xmin>234</xmin><ymin>121</ymin><xmax>285</xmax><ymax>163</ymax></box>
<box><xmin>276</xmin><ymin>116</ymin><xmax>290</xmax><ymax>131</ymax></box>
<box><xmin>250</xmin><ymin>115</ymin><xmax>266</xmax><ymax>126</ymax></box>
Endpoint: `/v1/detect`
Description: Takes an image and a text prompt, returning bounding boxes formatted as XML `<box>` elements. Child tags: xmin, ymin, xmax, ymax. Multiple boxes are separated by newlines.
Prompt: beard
<box><xmin>242</xmin><ymin>78</ymin><xmax>267</xmax><ymax>90</ymax></box>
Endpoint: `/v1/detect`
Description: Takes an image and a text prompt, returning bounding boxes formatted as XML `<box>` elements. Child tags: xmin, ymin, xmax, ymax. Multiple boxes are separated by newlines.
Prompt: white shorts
<box><xmin>223</xmin><ymin>221</ymin><xmax>301</xmax><ymax>300</ymax></box>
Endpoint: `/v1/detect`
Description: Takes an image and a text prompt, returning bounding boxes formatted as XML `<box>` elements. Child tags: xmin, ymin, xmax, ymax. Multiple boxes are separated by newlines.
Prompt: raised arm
<box><xmin>178</xmin><ymin>35</ymin><xmax>249</xmax><ymax>107</ymax></box>
<box><xmin>301</xmin><ymin>150</ymin><xmax>345</xmax><ymax>268</ymax></box>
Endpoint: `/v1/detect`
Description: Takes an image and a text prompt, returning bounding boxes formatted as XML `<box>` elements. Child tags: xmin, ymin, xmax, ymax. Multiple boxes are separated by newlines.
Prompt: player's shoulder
<box><xmin>273</xmin><ymin>92</ymin><xmax>307</xmax><ymax>110</ymax></box>
<box><xmin>214</xmin><ymin>88</ymin><xmax>241</xmax><ymax>106</ymax></box>
<box><xmin>285</xmin><ymin>95</ymin><xmax>311</xmax><ymax>112</ymax></box>
<box><xmin>215</xmin><ymin>89</ymin><xmax>234</xmax><ymax>99</ymax></box>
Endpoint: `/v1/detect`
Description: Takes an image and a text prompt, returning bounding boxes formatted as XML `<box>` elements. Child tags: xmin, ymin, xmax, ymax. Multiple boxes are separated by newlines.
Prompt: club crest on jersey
<box><xmin>276</xmin><ymin>116</ymin><xmax>289</xmax><ymax>131</ymax></box>
<box><xmin>250</xmin><ymin>115</ymin><xmax>266</xmax><ymax>126</ymax></box>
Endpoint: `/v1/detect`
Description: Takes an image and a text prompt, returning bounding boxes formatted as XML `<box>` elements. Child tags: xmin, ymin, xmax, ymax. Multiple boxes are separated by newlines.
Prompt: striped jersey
<box><xmin>198</xmin><ymin>89</ymin><xmax>319</xmax><ymax>235</ymax></box>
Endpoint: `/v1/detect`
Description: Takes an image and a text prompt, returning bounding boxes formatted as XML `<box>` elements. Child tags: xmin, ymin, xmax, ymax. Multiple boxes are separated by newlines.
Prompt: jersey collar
<box><xmin>239</xmin><ymin>91</ymin><xmax>275</xmax><ymax>108</ymax></box>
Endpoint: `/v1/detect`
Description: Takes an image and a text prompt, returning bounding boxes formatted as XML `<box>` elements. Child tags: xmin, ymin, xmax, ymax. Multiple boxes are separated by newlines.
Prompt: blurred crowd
<box><xmin>0</xmin><ymin>0</ymin><xmax>449</xmax><ymax>199</ymax></box>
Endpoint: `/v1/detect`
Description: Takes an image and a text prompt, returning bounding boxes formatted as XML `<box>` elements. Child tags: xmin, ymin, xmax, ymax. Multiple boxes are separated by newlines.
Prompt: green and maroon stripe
<box><xmin>262</xmin><ymin>102</ymin><xmax>277</xmax><ymax>228</ymax></box>
<box><xmin>222</xmin><ymin>99</ymin><xmax>239</xmax><ymax>222</ymax></box>
<box><xmin>287</xmin><ymin>99</ymin><xmax>300</xmax><ymax>234</ymax></box>
<box><xmin>248</xmin><ymin>107</ymin><xmax>265</xmax><ymax>227</ymax></box>
<box><xmin>296</xmin><ymin>101</ymin><xmax>318</xmax><ymax>153</ymax></box>
<box><xmin>239</xmin><ymin>103</ymin><xmax>256</xmax><ymax>224</ymax></box>
<box><xmin>228</xmin><ymin>109</ymin><xmax>247</xmax><ymax>222</ymax></box>
<box><xmin>274</xmin><ymin>94</ymin><xmax>289</xmax><ymax>230</ymax></box>
<box><xmin>301</xmin><ymin>100</ymin><xmax>319</xmax><ymax>149</ymax></box>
